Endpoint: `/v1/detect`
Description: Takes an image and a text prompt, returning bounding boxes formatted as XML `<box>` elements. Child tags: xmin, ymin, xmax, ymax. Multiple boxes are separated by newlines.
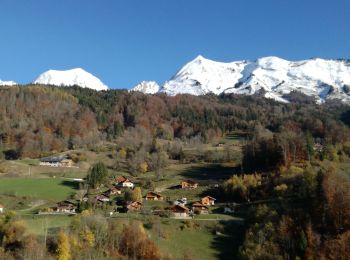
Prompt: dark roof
<box><xmin>182</xmin><ymin>180</ymin><xmax>198</xmax><ymax>185</ymax></box>
<box><xmin>146</xmin><ymin>192</ymin><xmax>163</xmax><ymax>197</ymax></box>
<box><xmin>40</xmin><ymin>156</ymin><xmax>67</xmax><ymax>163</ymax></box>
<box><xmin>171</xmin><ymin>204</ymin><xmax>189</xmax><ymax>212</ymax></box>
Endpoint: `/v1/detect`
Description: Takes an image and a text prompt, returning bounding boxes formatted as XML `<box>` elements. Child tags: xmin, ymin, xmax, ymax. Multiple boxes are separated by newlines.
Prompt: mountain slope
<box><xmin>132</xmin><ymin>56</ymin><xmax>350</xmax><ymax>103</ymax></box>
<box><xmin>132</xmin><ymin>81</ymin><xmax>160</xmax><ymax>94</ymax></box>
<box><xmin>34</xmin><ymin>68</ymin><xmax>109</xmax><ymax>91</ymax></box>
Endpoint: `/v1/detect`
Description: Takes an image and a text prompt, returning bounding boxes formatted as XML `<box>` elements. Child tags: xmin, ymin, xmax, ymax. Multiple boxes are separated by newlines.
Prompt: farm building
<box><xmin>0</xmin><ymin>203</ymin><xmax>4</xmax><ymax>213</ymax></box>
<box><xmin>39</xmin><ymin>156</ymin><xmax>73</xmax><ymax>167</ymax></box>
<box><xmin>115</xmin><ymin>176</ymin><xmax>134</xmax><ymax>188</ymax></box>
<box><xmin>54</xmin><ymin>201</ymin><xmax>77</xmax><ymax>214</ymax></box>
<box><xmin>145</xmin><ymin>191</ymin><xmax>164</xmax><ymax>201</ymax></box>
<box><xmin>201</xmin><ymin>196</ymin><xmax>216</xmax><ymax>206</ymax></box>
<box><xmin>170</xmin><ymin>205</ymin><xmax>190</xmax><ymax>218</ymax></box>
<box><xmin>104</xmin><ymin>187</ymin><xmax>121</xmax><ymax>196</ymax></box>
<box><xmin>191</xmin><ymin>202</ymin><xmax>209</xmax><ymax>214</ymax></box>
<box><xmin>181</xmin><ymin>180</ymin><xmax>198</xmax><ymax>189</ymax></box>
<box><xmin>95</xmin><ymin>194</ymin><xmax>110</xmax><ymax>202</ymax></box>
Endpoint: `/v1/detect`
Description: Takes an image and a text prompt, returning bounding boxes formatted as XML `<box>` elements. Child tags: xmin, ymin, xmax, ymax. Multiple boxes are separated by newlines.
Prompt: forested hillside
<box><xmin>1</xmin><ymin>85</ymin><xmax>350</xmax><ymax>162</ymax></box>
<box><xmin>0</xmin><ymin>85</ymin><xmax>350</xmax><ymax>259</ymax></box>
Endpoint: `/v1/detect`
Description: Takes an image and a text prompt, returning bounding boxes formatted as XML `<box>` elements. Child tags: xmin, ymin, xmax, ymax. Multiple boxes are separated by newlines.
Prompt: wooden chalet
<box><xmin>104</xmin><ymin>187</ymin><xmax>121</xmax><ymax>196</ymax></box>
<box><xmin>125</xmin><ymin>201</ymin><xmax>143</xmax><ymax>212</ymax></box>
<box><xmin>191</xmin><ymin>202</ymin><xmax>209</xmax><ymax>214</ymax></box>
<box><xmin>170</xmin><ymin>205</ymin><xmax>190</xmax><ymax>218</ymax></box>
<box><xmin>201</xmin><ymin>196</ymin><xmax>216</xmax><ymax>206</ymax></box>
<box><xmin>145</xmin><ymin>191</ymin><xmax>164</xmax><ymax>201</ymax></box>
<box><xmin>181</xmin><ymin>180</ymin><xmax>198</xmax><ymax>189</ymax></box>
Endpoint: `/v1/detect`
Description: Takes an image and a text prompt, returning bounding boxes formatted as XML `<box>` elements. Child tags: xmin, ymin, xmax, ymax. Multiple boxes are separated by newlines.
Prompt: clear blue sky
<box><xmin>1</xmin><ymin>0</ymin><xmax>349</xmax><ymax>89</ymax></box>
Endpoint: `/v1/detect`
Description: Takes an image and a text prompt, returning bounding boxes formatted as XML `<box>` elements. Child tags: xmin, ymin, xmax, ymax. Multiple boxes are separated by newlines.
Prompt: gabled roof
<box><xmin>182</xmin><ymin>180</ymin><xmax>198</xmax><ymax>185</ymax></box>
<box><xmin>192</xmin><ymin>202</ymin><xmax>208</xmax><ymax>208</ymax></box>
<box><xmin>0</xmin><ymin>203</ymin><xmax>4</xmax><ymax>208</ymax></box>
<box><xmin>40</xmin><ymin>155</ymin><xmax>68</xmax><ymax>163</ymax></box>
<box><xmin>171</xmin><ymin>204</ymin><xmax>189</xmax><ymax>212</ymax></box>
<box><xmin>115</xmin><ymin>176</ymin><xmax>129</xmax><ymax>183</ymax></box>
<box><xmin>146</xmin><ymin>191</ymin><xmax>162</xmax><ymax>197</ymax></box>
<box><xmin>202</xmin><ymin>196</ymin><xmax>216</xmax><ymax>200</ymax></box>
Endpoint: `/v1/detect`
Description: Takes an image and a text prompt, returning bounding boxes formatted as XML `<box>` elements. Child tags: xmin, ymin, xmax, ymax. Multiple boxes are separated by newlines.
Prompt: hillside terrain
<box><xmin>0</xmin><ymin>85</ymin><xmax>349</xmax><ymax>259</ymax></box>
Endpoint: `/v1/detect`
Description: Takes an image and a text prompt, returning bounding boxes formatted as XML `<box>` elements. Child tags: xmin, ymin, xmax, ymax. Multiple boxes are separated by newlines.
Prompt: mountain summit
<box><xmin>34</xmin><ymin>68</ymin><xmax>109</xmax><ymax>91</ymax></box>
<box><xmin>0</xmin><ymin>79</ymin><xmax>17</xmax><ymax>86</ymax></box>
<box><xmin>132</xmin><ymin>56</ymin><xmax>350</xmax><ymax>103</ymax></box>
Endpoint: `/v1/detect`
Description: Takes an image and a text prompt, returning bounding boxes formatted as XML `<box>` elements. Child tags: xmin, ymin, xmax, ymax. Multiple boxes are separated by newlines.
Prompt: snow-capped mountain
<box><xmin>0</xmin><ymin>79</ymin><xmax>17</xmax><ymax>86</ymax></box>
<box><xmin>132</xmin><ymin>81</ymin><xmax>160</xmax><ymax>94</ymax></box>
<box><xmin>132</xmin><ymin>56</ymin><xmax>350</xmax><ymax>103</ymax></box>
<box><xmin>34</xmin><ymin>68</ymin><xmax>109</xmax><ymax>91</ymax></box>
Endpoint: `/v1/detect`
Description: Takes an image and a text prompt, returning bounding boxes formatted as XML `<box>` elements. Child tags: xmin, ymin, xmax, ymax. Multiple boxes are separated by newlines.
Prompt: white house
<box><xmin>173</xmin><ymin>198</ymin><xmax>187</xmax><ymax>207</ymax></box>
<box><xmin>120</xmin><ymin>180</ymin><xmax>134</xmax><ymax>188</ymax></box>
<box><xmin>0</xmin><ymin>204</ymin><xmax>4</xmax><ymax>213</ymax></box>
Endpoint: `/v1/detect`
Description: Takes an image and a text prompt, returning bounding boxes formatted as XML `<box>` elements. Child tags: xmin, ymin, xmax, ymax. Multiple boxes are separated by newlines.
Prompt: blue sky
<box><xmin>0</xmin><ymin>0</ymin><xmax>349</xmax><ymax>89</ymax></box>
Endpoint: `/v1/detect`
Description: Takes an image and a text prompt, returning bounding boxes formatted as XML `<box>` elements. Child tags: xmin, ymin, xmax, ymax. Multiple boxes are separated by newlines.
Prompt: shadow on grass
<box><xmin>179</xmin><ymin>164</ymin><xmax>241</xmax><ymax>184</ymax></box>
<box><xmin>59</xmin><ymin>180</ymin><xmax>80</xmax><ymax>190</ymax></box>
<box><xmin>212</xmin><ymin>220</ymin><xmax>246</xmax><ymax>259</ymax></box>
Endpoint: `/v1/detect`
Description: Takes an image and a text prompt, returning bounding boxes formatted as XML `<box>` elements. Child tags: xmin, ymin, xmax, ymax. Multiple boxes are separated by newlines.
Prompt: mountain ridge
<box><xmin>132</xmin><ymin>55</ymin><xmax>350</xmax><ymax>103</ymax></box>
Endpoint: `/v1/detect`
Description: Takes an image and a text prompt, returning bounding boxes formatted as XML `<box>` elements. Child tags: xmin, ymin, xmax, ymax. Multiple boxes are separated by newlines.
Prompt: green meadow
<box><xmin>0</xmin><ymin>177</ymin><xmax>79</xmax><ymax>201</ymax></box>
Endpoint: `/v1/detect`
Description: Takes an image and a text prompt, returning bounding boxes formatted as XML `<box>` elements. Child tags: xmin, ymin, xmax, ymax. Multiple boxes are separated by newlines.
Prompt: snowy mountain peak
<box><xmin>0</xmin><ymin>79</ymin><xmax>17</xmax><ymax>86</ymax></box>
<box><xmin>132</xmin><ymin>56</ymin><xmax>350</xmax><ymax>104</ymax></box>
<box><xmin>34</xmin><ymin>68</ymin><xmax>109</xmax><ymax>91</ymax></box>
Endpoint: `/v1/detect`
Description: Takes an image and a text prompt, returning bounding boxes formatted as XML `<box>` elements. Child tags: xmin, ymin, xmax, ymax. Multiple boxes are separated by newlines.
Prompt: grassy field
<box><xmin>22</xmin><ymin>215</ymin><xmax>73</xmax><ymax>236</ymax></box>
<box><xmin>0</xmin><ymin>177</ymin><xmax>79</xmax><ymax>202</ymax></box>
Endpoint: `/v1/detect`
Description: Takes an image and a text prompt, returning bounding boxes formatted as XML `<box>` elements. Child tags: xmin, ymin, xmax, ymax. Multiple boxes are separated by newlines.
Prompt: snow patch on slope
<box><xmin>132</xmin><ymin>81</ymin><xmax>160</xmax><ymax>94</ymax></box>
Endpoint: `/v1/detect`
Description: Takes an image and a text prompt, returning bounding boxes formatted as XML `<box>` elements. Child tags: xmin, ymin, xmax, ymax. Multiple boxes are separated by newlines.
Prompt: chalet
<box><xmin>104</xmin><ymin>187</ymin><xmax>121</xmax><ymax>196</ymax></box>
<box><xmin>39</xmin><ymin>156</ymin><xmax>73</xmax><ymax>167</ymax></box>
<box><xmin>170</xmin><ymin>205</ymin><xmax>190</xmax><ymax>218</ymax></box>
<box><xmin>125</xmin><ymin>201</ymin><xmax>143</xmax><ymax>212</ymax></box>
<box><xmin>145</xmin><ymin>192</ymin><xmax>164</xmax><ymax>201</ymax></box>
<box><xmin>95</xmin><ymin>194</ymin><xmax>110</xmax><ymax>202</ymax></box>
<box><xmin>0</xmin><ymin>203</ymin><xmax>4</xmax><ymax>213</ymax></box>
<box><xmin>115</xmin><ymin>176</ymin><xmax>134</xmax><ymax>188</ymax></box>
<box><xmin>54</xmin><ymin>201</ymin><xmax>77</xmax><ymax>214</ymax></box>
<box><xmin>201</xmin><ymin>196</ymin><xmax>216</xmax><ymax>206</ymax></box>
<box><xmin>181</xmin><ymin>180</ymin><xmax>198</xmax><ymax>189</ymax></box>
<box><xmin>191</xmin><ymin>202</ymin><xmax>209</xmax><ymax>214</ymax></box>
